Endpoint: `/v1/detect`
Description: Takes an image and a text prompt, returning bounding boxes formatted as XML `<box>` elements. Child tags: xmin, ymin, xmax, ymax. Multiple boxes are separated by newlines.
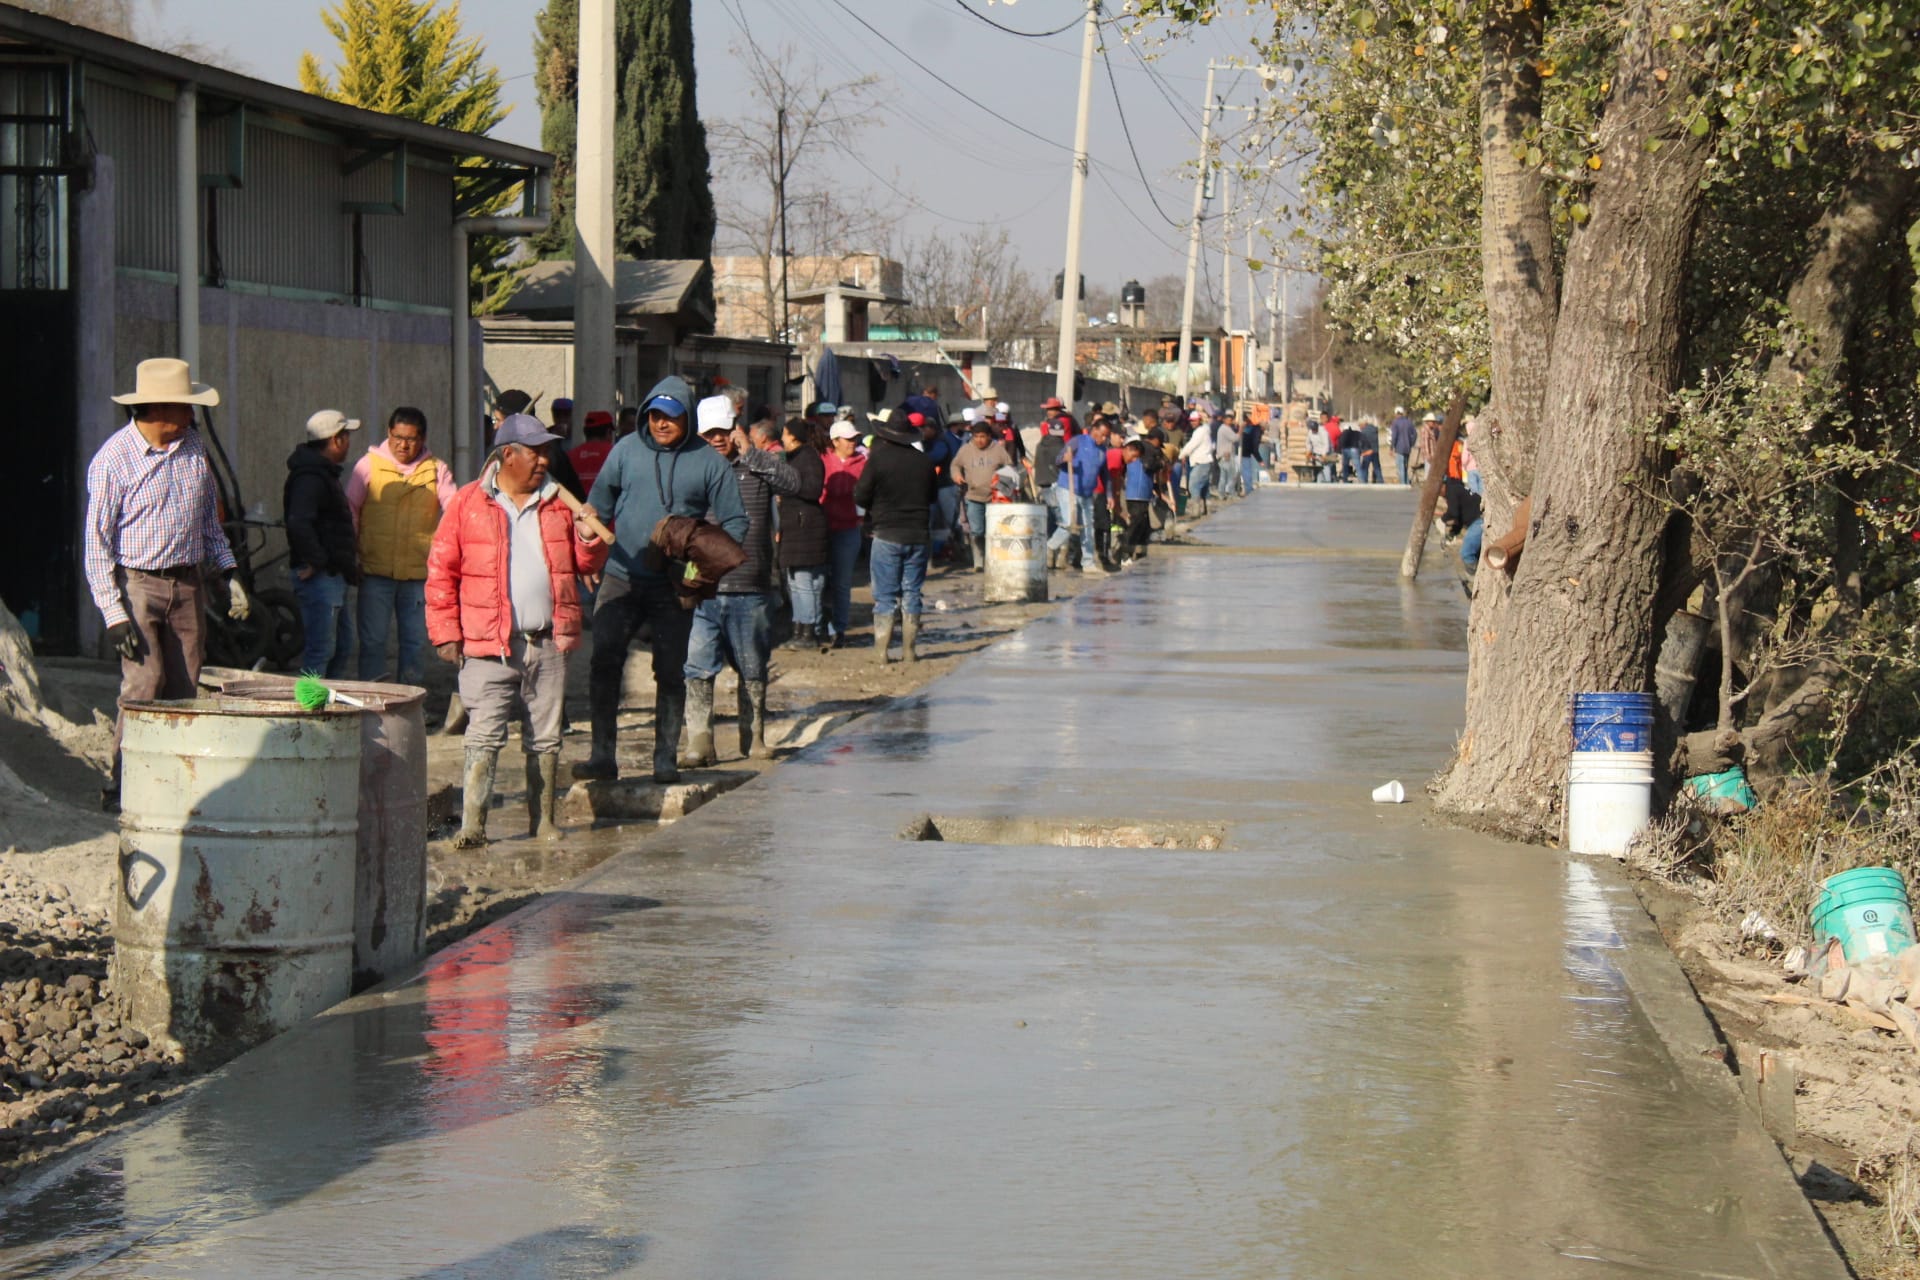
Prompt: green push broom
<box><xmin>292</xmin><ymin>674</ymin><xmax>368</xmax><ymax>711</ymax></box>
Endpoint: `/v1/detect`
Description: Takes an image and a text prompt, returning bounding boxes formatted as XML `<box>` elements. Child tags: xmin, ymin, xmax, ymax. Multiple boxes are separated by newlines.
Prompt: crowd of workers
<box><xmin>81</xmin><ymin>352</ymin><xmax>1474</xmax><ymax>837</ymax></box>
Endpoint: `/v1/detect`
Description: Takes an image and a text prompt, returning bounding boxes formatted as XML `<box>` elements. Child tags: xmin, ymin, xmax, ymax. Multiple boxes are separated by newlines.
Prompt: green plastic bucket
<box><xmin>1810</xmin><ymin>867</ymin><xmax>1914</xmax><ymax>963</ymax></box>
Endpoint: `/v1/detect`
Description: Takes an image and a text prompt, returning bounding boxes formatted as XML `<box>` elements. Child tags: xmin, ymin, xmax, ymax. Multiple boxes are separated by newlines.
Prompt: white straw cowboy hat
<box><xmin>112</xmin><ymin>358</ymin><xmax>220</xmax><ymax>407</ymax></box>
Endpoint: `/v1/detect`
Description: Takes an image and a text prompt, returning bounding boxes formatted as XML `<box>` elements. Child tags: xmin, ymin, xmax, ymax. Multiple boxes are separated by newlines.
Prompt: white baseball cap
<box><xmin>962</xmin><ymin>407</ymin><xmax>977</xmax><ymax>424</ymax></box>
<box><xmin>696</xmin><ymin>395</ymin><xmax>734</xmax><ymax>436</ymax></box>
<box><xmin>306</xmin><ymin>409</ymin><xmax>362</xmax><ymax>440</ymax></box>
<box><xmin>829</xmin><ymin>421</ymin><xmax>860</xmax><ymax>441</ymax></box>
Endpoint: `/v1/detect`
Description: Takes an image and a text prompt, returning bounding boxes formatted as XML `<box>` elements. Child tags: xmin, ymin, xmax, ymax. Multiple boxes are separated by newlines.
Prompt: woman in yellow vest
<box><xmin>347</xmin><ymin>407</ymin><xmax>455</xmax><ymax>684</ymax></box>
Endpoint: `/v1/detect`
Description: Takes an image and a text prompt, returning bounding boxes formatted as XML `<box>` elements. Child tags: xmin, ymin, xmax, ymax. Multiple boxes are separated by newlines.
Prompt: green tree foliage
<box><xmin>299</xmin><ymin>0</ymin><xmax>519</xmax><ymax>310</ymax></box>
<box><xmin>1133</xmin><ymin>0</ymin><xmax>1920</xmax><ymax>821</ymax></box>
<box><xmin>531</xmin><ymin>0</ymin><xmax>717</xmax><ymax>273</ymax></box>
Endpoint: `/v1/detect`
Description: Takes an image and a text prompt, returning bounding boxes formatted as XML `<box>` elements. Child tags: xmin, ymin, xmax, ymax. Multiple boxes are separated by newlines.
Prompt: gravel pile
<box><xmin>0</xmin><ymin>873</ymin><xmax>188</xmax><ymax>1184</ymax></box>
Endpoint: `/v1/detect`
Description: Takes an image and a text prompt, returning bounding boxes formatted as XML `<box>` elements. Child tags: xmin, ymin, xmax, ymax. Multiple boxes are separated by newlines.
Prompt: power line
<box><xmin>1123</xmin><ymin>37</ymin><xmax>1201</xmax><ymax>141</ymax></box>
<box><xmin>951</xmin><ymin>0</ymin><xmax>1083</xmax><ymax>38</ymax></box>
<box><xmin>822</xmin><ymin>0</ymin><xmax>1076</xmax><ymax>154</ymax></box>
<box><xmin>1098</xmin><ymin>43</ymin><xmax>1185</xmax><ymax>229</ymax></box>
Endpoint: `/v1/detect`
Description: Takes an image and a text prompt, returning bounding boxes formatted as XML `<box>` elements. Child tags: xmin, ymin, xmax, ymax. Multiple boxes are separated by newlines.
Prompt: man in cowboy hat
<box><xmin>84</xmin><ymin>357</ymin><xmax>250</xmax><ymax>809</ymax></box>
<box><xmin>854</xmin><ymin>409</ymin><xmax>938</xmax><ymax>663</ymax></box>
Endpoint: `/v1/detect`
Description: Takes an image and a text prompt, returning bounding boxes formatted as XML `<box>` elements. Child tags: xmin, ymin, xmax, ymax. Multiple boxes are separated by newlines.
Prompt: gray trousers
<box><xmin>457</xmin><ymin>631</ymin><xmax>567</xmax><ymax>754</ymax></box>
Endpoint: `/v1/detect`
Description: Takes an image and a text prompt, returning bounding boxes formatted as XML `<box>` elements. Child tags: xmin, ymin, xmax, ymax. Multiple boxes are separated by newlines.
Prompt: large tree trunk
<box><xmin>1434</xmin><ymin>4</ymin><xmax>1712</xmax><ymax>837</ymax></box>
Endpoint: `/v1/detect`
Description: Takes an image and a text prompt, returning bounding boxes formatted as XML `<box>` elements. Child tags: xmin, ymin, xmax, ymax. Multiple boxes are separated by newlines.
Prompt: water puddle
<box><xmin>898</xmin><ymin>814</ymin><xmax>1228</xmax><ymax>850</ymax></box>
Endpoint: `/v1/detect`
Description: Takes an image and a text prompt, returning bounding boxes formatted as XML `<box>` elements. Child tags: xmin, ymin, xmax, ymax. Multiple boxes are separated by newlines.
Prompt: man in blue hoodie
<box><xmin>575</xmin><ymin>376</ymin><xmax>749</xmax><ymax>784</ymax></box>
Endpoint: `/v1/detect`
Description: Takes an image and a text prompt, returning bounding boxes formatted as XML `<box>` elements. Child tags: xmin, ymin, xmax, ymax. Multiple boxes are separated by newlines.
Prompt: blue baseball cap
<box><xmin>644</xmin><ymin>393</ymin><xmax>688</xmax><ymax>417</ymax></box>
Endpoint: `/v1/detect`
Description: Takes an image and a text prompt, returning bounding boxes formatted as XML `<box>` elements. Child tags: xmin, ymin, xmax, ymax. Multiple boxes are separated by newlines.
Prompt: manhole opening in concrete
<box><xmin>899</xmin><ymin>814</ymin><xmax>1227</xmax><ymax>851</ymax></box>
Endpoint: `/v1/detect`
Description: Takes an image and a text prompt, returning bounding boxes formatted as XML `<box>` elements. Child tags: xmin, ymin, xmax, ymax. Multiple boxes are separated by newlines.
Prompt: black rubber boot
<box><xmin>652</xmin><ymin>684</ymin><xmax>686</xmax><ymax>784</ymax></box>
<box><xmin>572</xmin><ymin>663</ymin><xmax>622</xmax><ymax>780</ymax></box>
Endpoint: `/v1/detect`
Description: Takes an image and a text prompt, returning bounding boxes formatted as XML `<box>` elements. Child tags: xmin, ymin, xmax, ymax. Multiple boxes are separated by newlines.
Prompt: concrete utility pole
<box><xmin>175</xmin><ymin>82</ymin><xmax>198</xmax><ymax>373</ymax></box>
<box><xmin>1221</xmin><ymin>167</ymin><xmax>1232</xmax><ymax>342</ymax></box>
<box><xmin>1053</xmin><ymin>0</ymin><xmax>1100</xmax><ymax>407</ymax></box>
<box><xmin>1175</xmin><ymin>63</ymin><xmax>1217</xmax><ymax>407</ymax></box>
<box><xmin>572</xmin><ymin>0</ymin><xmax>616</xmax><ymax>423</ymax></box>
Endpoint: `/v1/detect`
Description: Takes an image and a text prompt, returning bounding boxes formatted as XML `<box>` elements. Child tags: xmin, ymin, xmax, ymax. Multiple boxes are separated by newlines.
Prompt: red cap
<box><xmin>584</xmin><ymin>410</ymin><xmax>614</xmax><ymax>429</ymax></box>
<box><xmin>1042</xmin><ymin>396</ymin><xmax>1065</xmax><ymax>410</ymax></box>
<box><xmin>907</xmin><ymin>412</ymin><xmax>926</xmax><ymax>427</ymax></box>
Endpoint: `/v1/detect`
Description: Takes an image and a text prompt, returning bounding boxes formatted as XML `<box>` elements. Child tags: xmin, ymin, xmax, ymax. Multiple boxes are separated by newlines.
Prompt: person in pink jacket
<box><xmin>345</xmin><ymin>407</ymin><xmax>458</xmax><ymax>684</ymax></box>
<box><xmin>426</xmin><ymin>415</ymin><xmax>608</xmax><ymax>848</ymax></box>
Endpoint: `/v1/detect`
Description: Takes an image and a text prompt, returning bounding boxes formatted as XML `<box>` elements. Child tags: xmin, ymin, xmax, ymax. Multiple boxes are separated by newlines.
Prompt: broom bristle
<box><xmin>292</xmin><ymin>674</ymin><xmax>330</xmax><ymax>711</ymax></box>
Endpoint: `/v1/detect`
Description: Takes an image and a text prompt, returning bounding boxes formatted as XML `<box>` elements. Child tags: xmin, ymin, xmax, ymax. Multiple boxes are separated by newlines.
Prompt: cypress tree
<box><xmin>532</xmin><ymin>0</ymin><xmax>716</xmax><ymax>273</ymax></box>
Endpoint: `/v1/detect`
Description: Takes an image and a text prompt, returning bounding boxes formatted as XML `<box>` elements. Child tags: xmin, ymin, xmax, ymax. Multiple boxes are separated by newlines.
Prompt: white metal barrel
<box><xmin>219</xmin><ymin>678</ymin><xmax>429</xmax><ymax>989</ymax></box>
<box><xmin>984</xmin><ymin>503</ymin><xmax>1049</xmax><ymax>603</ymax></box>
<box><xmin>113</xmin><ymin>697</ymin><xmax>361</xmax><ymax>1064</ymax></box>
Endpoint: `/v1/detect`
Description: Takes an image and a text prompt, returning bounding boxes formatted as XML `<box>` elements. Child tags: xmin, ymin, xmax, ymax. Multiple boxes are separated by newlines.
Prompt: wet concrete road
<box><xmin>0</xmin><ymin>490</ymin><xmax>1844</xmax><ymax>1278</ymax></box>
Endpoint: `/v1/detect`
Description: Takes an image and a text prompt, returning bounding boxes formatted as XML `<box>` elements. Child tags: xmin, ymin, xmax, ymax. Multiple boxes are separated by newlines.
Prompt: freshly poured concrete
<box><xmin>0</xmin><ymin>490</ymin><xmax>1844</xmax><ymax>1278</ymax></box>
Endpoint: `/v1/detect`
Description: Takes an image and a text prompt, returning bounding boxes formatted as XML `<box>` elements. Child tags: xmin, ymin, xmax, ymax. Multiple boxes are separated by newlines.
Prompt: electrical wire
<box><xmin>951</xmin><ymin>0</ymin><xmax>1084</xmax><ymax>38</ymax></box>
<box><xmin>1099</xmin><ymin>42</ymin><xmax>1185</xmax><ymax>229</ymax></box>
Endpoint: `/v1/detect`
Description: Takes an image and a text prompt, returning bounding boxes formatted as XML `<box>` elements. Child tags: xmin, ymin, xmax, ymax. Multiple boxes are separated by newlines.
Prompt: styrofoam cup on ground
<box><xmin>1372</xmin><ymin>780</ymin><xmax>1406</xmax><ymax>804</ymax></box>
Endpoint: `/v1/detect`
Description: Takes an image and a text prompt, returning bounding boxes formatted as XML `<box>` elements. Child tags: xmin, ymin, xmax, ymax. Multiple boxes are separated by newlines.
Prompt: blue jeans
<box><xmin>964</xmin><ymin>498</ymin><xmax>988</xmax><ymax>543</ymax></box>
<box><xmin>1241</xmin><ymin>456</ymin><xmax>1257</xmax><ymax>493</ymax></box>
<box><xmin>685</xmin><ymin>593</ymin><xmax>772</xmax><ymax>682</ymax></box>
<box><xmin>869</xmin><ymin>538</ymin><xmax>928</xmax><ymax>619</ymax></box>
<box><xmin>356</xmin><ymin>575</ymin><xmax>427</xmax><ymax>684</ymax></box>
<box><xmin>1047</xmin><ymin>485</ymin><xmax>1075</xmax><ymax>552</ymax></box>
<box><xmin>1467</xmin><ymin>469</ymin><xmax>1484</xmax><ymax>497</ymax></box>
<box><xmin>787</xmin><ymin>566</ymin><xmax>825</xmax><ymax>626</ymax></box>
<box><xmin>1395</xmin><ymin>452</ymin><xmax>1411</xmax><ymax>485</ymax></box>
<box><xmin>828</xmin><ymin>528</ymin><xmax>862</xmax><ymax>636</ymax></box>
<box><xmin>1461</xmin><ymin>519</ymin><xmax>1484</xmax><ymax>573</ymax></box>
<box><xmin>293</xmin><ymin>571</ymin><xmax>352</xmax><ymax>678</ymax></box>
<box><xmin>1360</xmin><ymin>452</ymin><xmax>1384</xmax><ymax>484</ymax></box>
<box><xmin>932</xmin><ymin>487</ymin><xmax>959</xmax><ymax>551</ymax></box>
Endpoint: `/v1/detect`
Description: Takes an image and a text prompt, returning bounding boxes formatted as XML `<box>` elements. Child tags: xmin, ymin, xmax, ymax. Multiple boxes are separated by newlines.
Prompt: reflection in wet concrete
<box><xmin>0</xmin><ymin>493</ymin><xmax>1846</xmax><ymax>1278</ymax></box>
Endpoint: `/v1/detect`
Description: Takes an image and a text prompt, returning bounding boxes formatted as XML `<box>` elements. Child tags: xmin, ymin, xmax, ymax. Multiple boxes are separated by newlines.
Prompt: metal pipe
<box><xmin>175</xmin><ymin>80</ymin><xmax>198</xmax><ymax>370</ymax></box>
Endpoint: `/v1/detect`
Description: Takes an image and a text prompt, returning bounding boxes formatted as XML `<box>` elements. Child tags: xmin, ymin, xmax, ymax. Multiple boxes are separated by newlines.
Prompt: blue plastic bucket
<box><xmin>1571</xmin><ymin>691</ymin><xmax>1655</xmax><ymax>753</ymax></box>
<box><xmin>1811</xmin><ymin>867</ymin><xmax>1914</xmax><ymax>963</ymax></box>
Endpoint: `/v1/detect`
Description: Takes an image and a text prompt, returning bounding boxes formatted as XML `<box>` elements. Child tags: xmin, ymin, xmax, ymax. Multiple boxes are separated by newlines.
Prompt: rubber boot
<box><xmin>453</xmin><ymin>746</ymin><xmax>498</xmax><ymax>849</ymax></box>
<box><xmin>679</xmin><ymin>677</ymin><xmax>716</xmax><ymax>768</ymax></box>
<box><xmin>973</xmin><ymin>537</ymin><xmax>987</xmax><ymax>574</ymax></box>
<box><xmin>741</xmin><ymin>679</ymin><xmax>772</xmax><ymax>759</ymax></box>
<box><xmin>526</xmin><ymin>751</ymin><xmax>561</xmax><ymax>840</ymax></box>
<box><xmin>901</xmin><ymin>615</ymin><xmax>920</xmax><ymax>664</ymax></box>
<box><xmin>875</xmin><ymin>613</ymin><xmax>895</xmax><ymax>664</ymax></box>
<box><xmin>652</xmin><ymin>684</ymin><xmax>686</xmax><ymax>784</ymax></box>
<box><xmin>572</xmin><ymin>663</ymin><xmax>622</xmax><ymax>780</ymax></box>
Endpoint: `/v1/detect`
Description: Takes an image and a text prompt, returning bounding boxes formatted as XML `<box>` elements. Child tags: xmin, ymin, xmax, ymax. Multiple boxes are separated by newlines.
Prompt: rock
<box><xmin>97</xmin><ymin>1044</ymin><xmax>126</xmax><ymax>1066</ymax></box>
<box><xmin>63</xmin><ymin>974</ymin><xmax>94</xmax><ymax>999</ymax></box>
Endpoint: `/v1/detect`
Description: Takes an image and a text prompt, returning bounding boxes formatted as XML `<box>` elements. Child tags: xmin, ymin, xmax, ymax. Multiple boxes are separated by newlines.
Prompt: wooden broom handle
<box><xmin>553</xmin><ymin>485</ymin><xmax>616</xmax><ymax>546</ymax></box>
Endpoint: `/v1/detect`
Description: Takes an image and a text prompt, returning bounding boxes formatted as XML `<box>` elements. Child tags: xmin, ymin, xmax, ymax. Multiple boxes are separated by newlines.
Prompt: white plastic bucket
<box><xmin>1567</xmin><ymin>749</ymin><xmax>1654</xmax><ymax>858</ymax></box>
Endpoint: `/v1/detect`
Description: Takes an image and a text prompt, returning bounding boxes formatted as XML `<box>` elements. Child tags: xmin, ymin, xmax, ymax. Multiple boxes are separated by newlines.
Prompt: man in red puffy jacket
<box><xmin>427</xmin><ymin>414</ymin><xmax>609</xmax><ymax>848</ymax></box>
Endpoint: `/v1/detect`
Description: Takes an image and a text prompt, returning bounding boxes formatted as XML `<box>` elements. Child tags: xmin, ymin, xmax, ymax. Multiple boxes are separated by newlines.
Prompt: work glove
<box><xmin>225</xmin><ymin>576</ymin><xmax>251</xmax><ymax>621</ymax></box>
<box><xmin>106</xmin><ymin>621</ymin><xmax>139</xmax><ymax>661</ymax></box>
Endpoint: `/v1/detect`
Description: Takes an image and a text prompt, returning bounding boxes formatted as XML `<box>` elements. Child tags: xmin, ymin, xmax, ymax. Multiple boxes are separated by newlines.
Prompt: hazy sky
<box><xmin>139</xmin><ymin>0</ymin><xmax>1285</xmax><ymax>315</ymax></box>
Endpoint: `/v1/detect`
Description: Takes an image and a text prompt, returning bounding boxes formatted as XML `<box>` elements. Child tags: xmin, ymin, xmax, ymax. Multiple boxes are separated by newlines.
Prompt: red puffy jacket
<box><xmin>425</xmin><ymin>480</ymin><xmax>610</xmax><ymax>658</ymax></box>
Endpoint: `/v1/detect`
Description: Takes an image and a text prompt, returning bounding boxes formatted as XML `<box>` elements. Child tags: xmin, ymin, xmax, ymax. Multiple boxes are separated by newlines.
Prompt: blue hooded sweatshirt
<box><xmin>587</xmin><ymin>375</ymin><xmax>750</xmax><ymax>581</ymax></box>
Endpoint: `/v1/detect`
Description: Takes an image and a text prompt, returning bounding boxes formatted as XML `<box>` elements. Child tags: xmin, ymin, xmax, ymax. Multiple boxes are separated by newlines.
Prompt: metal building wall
<box><xmin>356</xmin><ymin>163</ymin><xmax>453</xmax><ymax>311</ymax></box>
<box><xmin>81</xmin><ymin>78</ymin><xmax>174</xmax><ymax>273</ymax></box>
<box><xmin>217</xmin><ymin>124</ymin><xmax>349</xmax><ymax>296</ymax></box>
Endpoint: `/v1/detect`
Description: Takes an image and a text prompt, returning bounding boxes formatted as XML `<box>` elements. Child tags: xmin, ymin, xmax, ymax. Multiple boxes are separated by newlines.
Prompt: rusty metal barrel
<box><xmin>112</xmin><ymin>698</ymin><xmax>361</xmax><ymax>1064</ymax></box>
<box><xmin>219</xmin><ymin>678</ymin><xmax>429</xmax><ymax>989</ymax></box>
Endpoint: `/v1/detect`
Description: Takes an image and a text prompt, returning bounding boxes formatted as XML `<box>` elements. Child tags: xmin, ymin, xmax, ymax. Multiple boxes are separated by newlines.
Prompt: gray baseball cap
<box><xmin>493</xmin><ymin>413</ymin><xmax>559</xmax><ymax>448</ymax></box>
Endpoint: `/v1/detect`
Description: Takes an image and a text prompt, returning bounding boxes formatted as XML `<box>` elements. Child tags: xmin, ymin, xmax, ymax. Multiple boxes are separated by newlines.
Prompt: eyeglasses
<box><xmin>389</xmin><ymin>433</ymin><xmax>424</xmax><ymax>445</ymax></box>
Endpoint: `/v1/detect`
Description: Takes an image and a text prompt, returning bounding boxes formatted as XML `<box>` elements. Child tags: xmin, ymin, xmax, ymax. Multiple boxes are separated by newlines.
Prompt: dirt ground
<box><xmin>0</xmin><ymin>523</ymin><xmax>1156</xmax><ymax>1187</ymax></box>
<box><xmin>1634</xmin><ymin>875</ymin><xmax>1920</xmax><ymax>1278</ymax></box>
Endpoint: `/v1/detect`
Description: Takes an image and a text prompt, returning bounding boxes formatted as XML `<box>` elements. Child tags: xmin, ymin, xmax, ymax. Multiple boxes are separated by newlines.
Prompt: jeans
<box><xmin>1360</xmin><ymin>452</ymin><xmax>1384</xmax><ymax>484</ymax></box>
<box><xmin>1189</xmin><ymin>465</ymin><xmax>1212</xmax><ymax>504</ymax></box>
<box><xmin>932</xmin><ymin>487</ymin><xmax>959</xmax><ymax>551</ymax></box>
<box><xmin>1071</xmin><ymin>492</ymin><xmax>1101</xmax><ymax>563</ymax></box>
<box><xmin>1047</xmin><ymin>485</ymin><xmax>1075</xmax><ymax>552</ymax></box>
<box><xmin>1340</xmin><ymin>447</ymin><xmax>1360</xmax><ymax>482</ymax></box>
<box><xmin>787</xmin><ymin>566</ymin><xmax>825</xmax><ymax>627</ymax></box>
<box><xmin>828</xmin><ymin>528</ymin><xmax>862</xmax><ymax>636</ymax></box>
<box><xmin>869</xmin><ymin>538</ymin><xmax>928</xmax><ymax>619</ymax></box>
<box><xmin>1394</xmin><ymin>451</ymin><xmax>1411</xmax><ymax>485</ymax></box>
<box><xmin>356</xmin><ymin>575</ymin><xmax>427</xmax><ymax>684</ymax></box>
<box><xmin>1319</xmin><ymin>458</ymin><xmax>1338</xmax><ymax>483</ymax></box>
<box><xmin>1241</xmin><ymin>456</ymin><xmax>1257</xmax><ymax>493</ymax></box>
<box><xmin>293</xmin><ymin>571</ymin><xmax>352</xmax><ymax>678</ymax></box>
<box><xmin>1466</xmin><ymin>469</ymin><xmax>1484</xmax><ymax>497</ymax></box>
<box><xmin>686</xmin><ymin>592</ymin><xmax>772</xmax><ymax>682</ymax></box>
<box><xmin>1461</xmin><ymin>519</ymin><xmax>1484</xmax><ymax>573</ymax></box>
<box><xmin>964</xmin><ymin>498</ymin><xmax>988</xmax><ymax>544</ymax></box>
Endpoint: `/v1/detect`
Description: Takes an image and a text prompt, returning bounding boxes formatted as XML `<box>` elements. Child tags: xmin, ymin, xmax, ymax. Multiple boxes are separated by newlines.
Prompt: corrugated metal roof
<box><xmin>502</xmin><ymin>259</ymin><xmax>712</xmax><ymax>323</ymax></box>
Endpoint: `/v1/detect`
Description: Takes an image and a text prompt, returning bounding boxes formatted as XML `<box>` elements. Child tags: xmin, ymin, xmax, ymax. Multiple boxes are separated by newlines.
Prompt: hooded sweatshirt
<box><xmin>284</xmin><ymin>442</ymin><xmax>360</xmax><ymax>581</ymax></box>
<box><xmin>586</xmin><ymin>375</ymin><xmax>749</xmax><ymax>582</ymax></box>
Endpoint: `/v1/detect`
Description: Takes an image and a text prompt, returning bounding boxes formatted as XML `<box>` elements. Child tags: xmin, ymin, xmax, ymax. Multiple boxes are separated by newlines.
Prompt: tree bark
<box><xmin>1434</xmin><ymin>4</ymin><xmax>1712</xmax><ymax>836</ymax></box>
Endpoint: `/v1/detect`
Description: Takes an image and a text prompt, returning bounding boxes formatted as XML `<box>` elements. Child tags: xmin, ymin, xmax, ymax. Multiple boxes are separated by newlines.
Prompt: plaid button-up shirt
<box><xmin>84</xmin><ymin>421</ymin><xmax>236</xmax><ymax>627</ymax></box>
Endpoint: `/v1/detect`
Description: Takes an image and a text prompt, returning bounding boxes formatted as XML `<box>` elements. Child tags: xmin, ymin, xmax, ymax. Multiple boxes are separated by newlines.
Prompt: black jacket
<box><xmin>720</xmin><ymin>447</ymin><xmax>802</xmax><ymax>595</ymax></box>
<box><xmin>853</xmin><ymin>438</ymin><xmax>939</xmax><ymax>545</ymax></box>
<box><xmin>283</xmin><ymin>443</ymin><xmax>360</xmax><ymax>582</ymax></box>
<box><xmin>1442</xmin><ymin>477</ymin><xmax>1482</xmax><ymax>535</ymax></box>
<box><xmin>777</xmin><ymin>446</ymin><xmax>830</xmax><ymax>569</ymax></box>
<box><xmin>1032</xmin><ymin>434</ymin><xmax>1065</xmax><ymax>488</ymax></box>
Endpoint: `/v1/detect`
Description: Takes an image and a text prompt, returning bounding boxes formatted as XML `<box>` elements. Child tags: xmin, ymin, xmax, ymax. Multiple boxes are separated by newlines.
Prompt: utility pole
<box><xmin>776</xmin><ymin>105</ymin><xmax>791</xmax><ymax>344</ymax></box>
<box><xmin>1175</xmin><ymin>64</ymin><xmax>1218</xmax><ymax>408</ymax></box>
<box><xmin>1221</xmin><ymin>167</ymin><xmax>1232</xmax><ymax>341</ymax></box>
<box><xmin>571</xmin><ymin>0</ymin><xmax>615</xmax><ymax>425</ymax></box>
<box><xmin>1053</xmin><ymin>0</ymin><xmax>1099</xmax><ymax>407</ymax></box>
